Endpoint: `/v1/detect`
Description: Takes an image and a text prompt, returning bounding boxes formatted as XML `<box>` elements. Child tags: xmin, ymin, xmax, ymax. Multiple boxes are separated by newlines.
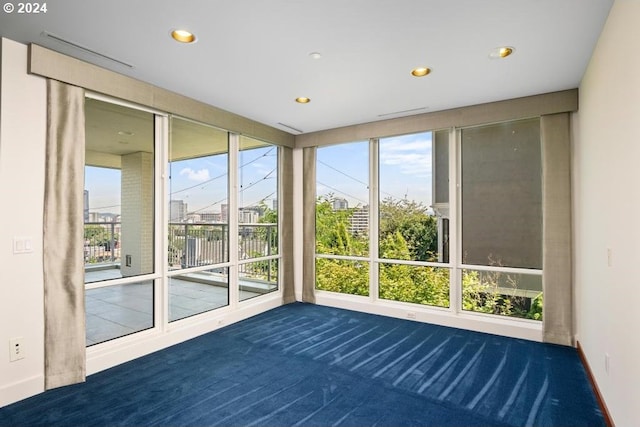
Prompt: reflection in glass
<box><xmin>169</xmin><ymin>268</ymin><xmax>229</xmax><ymax>322</ymax></box>
<box><xmin>239</xmin><ymin>259</ymin><xmax>279</xmax><ymax>302</ymax></box>
<box><xmin>461</xmin><ymin>269</ymin><xmax>543</xmax><ymax>320</ymax></box>
<box><xmin>379</xmin><ymin>263</ymin><xmax>449</xmax><ymax>308</ymax></box>
<box><xmin>86</xmin><ymin>281</ymin><xmax>154</xmax><ymax>346</ymax></box>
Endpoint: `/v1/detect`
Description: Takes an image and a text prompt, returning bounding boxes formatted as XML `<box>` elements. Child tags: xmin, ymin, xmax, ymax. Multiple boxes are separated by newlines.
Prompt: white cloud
<box><xmin>380</xmin><ymin>139</ymin><xmax>432</xmax><ymax>178</ymax></box>
<box><xmin>179</xmin><ymin>167</ymin><xmax>210</xmax><ymax>182</ymax></box>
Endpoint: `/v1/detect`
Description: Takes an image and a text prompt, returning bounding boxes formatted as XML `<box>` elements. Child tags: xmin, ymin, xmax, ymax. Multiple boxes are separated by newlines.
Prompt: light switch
<box><xmin>13</xmin><ymin>237</ymin><xmax>34</xmax><ymax>254</ymax></box>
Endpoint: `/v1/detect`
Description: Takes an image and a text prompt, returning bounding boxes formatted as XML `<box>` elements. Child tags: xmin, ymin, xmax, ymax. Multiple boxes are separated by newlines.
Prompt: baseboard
<box><xmin>0</xmin><ymin>374</ymin><xmax>44</xmax><ymax>408</ymax></box>
<box><xmin>576</xmin><ymin>341</ymin><xmax>615</xmax><ymax>427</ymax></box>
<box><xmin>314</xmin><ymin>291</ymin><xmax>543</xmax><ymax>342</ymax></box>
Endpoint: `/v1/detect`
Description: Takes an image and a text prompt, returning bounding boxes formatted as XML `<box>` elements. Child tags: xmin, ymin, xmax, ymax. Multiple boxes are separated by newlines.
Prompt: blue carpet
<box><xmin>0</xmin><ymin>303</ymin><xmax>604</xmax><ymax>426</ymax></box>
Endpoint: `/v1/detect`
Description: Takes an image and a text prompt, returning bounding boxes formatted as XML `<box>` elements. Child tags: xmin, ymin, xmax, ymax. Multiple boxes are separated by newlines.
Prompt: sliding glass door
<box><xmin>84</xmin><ymin>97</ymin><xmax>283</xmax><ymax>346</ymax></box>
<box><xmin>84</xmin><ymin>97</ymin><xmax>157</xmax><ymax>345</ymax></box>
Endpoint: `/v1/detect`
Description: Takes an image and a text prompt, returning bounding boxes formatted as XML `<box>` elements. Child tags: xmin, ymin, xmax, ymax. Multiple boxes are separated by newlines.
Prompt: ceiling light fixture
<box><xmin>411</xmin><ymin>67</ymin><xmax>431</xmax><ymax>77</ymax></box>
<box><xmin>295</xmin><ymin>97</ymin><xmax>311</xmax><ymax>104</ymax></box>
<box><xmin>489</xmin><ymin>46</ymin><xmax>515</xmax><ymax>59</ymax></box>
<box><xmin>309</xmin><ymin>52</ymin><xmax>322</xmax><ymax>59</ymax></box>
<box><xmin>171</xmin><ymin>29</ymin><xmax>196</xmax><ymax>43</ymax></box>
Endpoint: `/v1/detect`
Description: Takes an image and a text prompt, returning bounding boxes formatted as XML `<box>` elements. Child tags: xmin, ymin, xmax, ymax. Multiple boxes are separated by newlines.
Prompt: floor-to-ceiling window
<box><xmin>84</xmin><ymin>98</ymin><xmax>283</xmax><ymax>346</ymax></box>
<box><xmin>315</xmin><ymin>141</ymin><xmax>370</xmax><ymax>296</ymax></box>
<box><xmin>84</xmin><ymin>98</ymin><xmax>156</xmax><ymax>345</ymax></box>
<box><xmin>378</xmin><ymin>130</ymin><xmax>450</xmax><ymax>308</ymax></box>
<box><xmin>313</xmin><ymin>119</ymin><xmax>543</xmax><ymax>322</ymax></box>
<box><xmin>460</xmin><ymin>118</ymin><xmax>543</xmax><ymax>320</ymax></box>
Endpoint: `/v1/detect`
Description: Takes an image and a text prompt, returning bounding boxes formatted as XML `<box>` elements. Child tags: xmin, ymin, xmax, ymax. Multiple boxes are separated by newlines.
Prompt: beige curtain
<box><xmin>302</xmin><ymin>147</ymin><xmax>317</xmax><ymax>303</ymax></box>
<box><xmin>280</xmin><ymin>147</ymin><xmax>295</xmax><ymax>304</ymax></box>
<box><xmin>43</xmin><ymin>80</ymin><xmax>86</xmax><ymax>389</ymax></box>
<box><xmin>541</xmin><ymin>113</ymin><xmax>573</xmax><ymax>346</ymax></box>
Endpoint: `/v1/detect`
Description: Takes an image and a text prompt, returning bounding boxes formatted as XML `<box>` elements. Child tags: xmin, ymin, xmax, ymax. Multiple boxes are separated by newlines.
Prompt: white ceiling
<box><xmin>0</xmin><ymin>0</ymin><xmax>613</xmax><ymax>134</ymax></box>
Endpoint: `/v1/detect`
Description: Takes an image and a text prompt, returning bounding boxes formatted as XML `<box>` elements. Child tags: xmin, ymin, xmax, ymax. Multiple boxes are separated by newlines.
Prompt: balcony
<box><xmin>84</xmin><ymin>221</ymin><xmax>278</xmax><ymax>345</ymax></box>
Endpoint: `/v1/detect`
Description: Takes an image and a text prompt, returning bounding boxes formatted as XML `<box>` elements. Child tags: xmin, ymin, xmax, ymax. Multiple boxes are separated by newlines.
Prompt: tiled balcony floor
<box><xmin>85</xmin><ymin>270</ymin><xmax>261</xmax><ymax>346</ymax></box>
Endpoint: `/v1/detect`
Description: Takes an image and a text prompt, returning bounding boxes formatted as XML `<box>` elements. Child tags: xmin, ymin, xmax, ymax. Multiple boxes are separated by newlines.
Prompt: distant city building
<box><xmin>272</xmin><ymin>199</ymin><xmax>278</xmax><ymax>211</ymax></box>
<box><xmin>199</xmin><ymin>212</ymin><xmax>222</xmax><ymax>223</ymax></box>
<box><xmin>221</xmin><ymin>204</ymin><xmax>229</xmax><ymax>223</ymax></box>
<box><xmin>186</xmin><ymin>213</ymin><xmax>201</xmax><ymax>223</ymax></box>
<box><xmin>169</xmin><ymin>200</ymin><xmax>188</xmax><ymax>222</ymax></box>
<box><xmin>238</xmin><ymin>207</ymin><xmax>262</xmax><ymax>224</ymax></box>
<box><xmin>350</xmin><ymin>205</ymin><xmax>369</xmax><ymax>235</ymax></box>
<box><xmin>333</xmin><ymin>198</ymin><xmax>348</xmax><ymax>210</ymax></box>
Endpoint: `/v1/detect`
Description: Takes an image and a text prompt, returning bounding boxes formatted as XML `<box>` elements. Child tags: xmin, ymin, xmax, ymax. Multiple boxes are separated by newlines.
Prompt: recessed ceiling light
<box><xmin>411</xmin><ymin>67</ymin><xmax>431</xmax><ymax>77</ymax></box>
<box><xmin>171</xmin><ymin>29</ymin><xmax>196</xmax><ymax>43</ymax></box>
<box><xmin>295</xmin><ymin>97</ymin><xmax>311</xmax><ymax>104</ymax></box>
<box><xmin>117</xmin><ymin>130</ymin><xmax>135</xmax><ymax>136</ymax></box>
<box><xmin>489</xmin><ymin>46</ymin><xmax>515</xmax><ymax>59</ymax></box>
<box><xmin>309</xmin><ymin>52</ymin><xmax>322</xmax><ymax>59</ymax></box>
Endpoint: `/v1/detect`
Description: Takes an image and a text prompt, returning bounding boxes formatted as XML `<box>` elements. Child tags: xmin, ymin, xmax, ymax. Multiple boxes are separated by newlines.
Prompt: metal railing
<box><xmin>168</xmin><ymin>222</ymin><xmax>277</xmax><ymax>269</ymax></box>
<box><xmin>168</xmin><ymin>223</ymin><xmax>227</xmax><ymax>268</ymax></box>
<box><xmin>84</xmin><ymin>221</ymin><xmax>120</xmax><ymax>265</ymax></box>
<box><xmin>84</xmin><ymin>221</ymin><xmax>278</xmax><ymax>272</ymax></box>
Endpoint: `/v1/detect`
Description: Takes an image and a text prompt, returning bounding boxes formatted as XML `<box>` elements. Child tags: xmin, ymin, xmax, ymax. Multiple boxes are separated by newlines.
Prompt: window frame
<box><xmin>313</xmin><ymin>122</ymin><xmax>544</xmax><ymax>324</ymax></box>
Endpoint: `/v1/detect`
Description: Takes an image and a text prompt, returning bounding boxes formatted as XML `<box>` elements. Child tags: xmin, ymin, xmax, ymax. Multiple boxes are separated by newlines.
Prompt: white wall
<box><xmin>0</xmin><ymin>38</ymin><xmax>47</xmax><ymax>406</ymax></box>
<box><xmin>574</xmin><ymin>1</ymin><xmax>640</xmax><ymax>425</ymax></box>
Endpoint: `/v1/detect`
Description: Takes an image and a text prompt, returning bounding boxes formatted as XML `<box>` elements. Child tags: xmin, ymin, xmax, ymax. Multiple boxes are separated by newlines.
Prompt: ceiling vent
<box><xmin>41</xmin><ymin>31</ymin><xmax>134</xmax><ymax>68</ymax></box>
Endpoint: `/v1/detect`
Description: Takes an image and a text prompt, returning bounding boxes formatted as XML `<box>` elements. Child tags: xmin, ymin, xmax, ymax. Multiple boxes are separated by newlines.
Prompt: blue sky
<box><xmin>316</xmin><ymin>132</ymin><xmax>433</xmax><ymax>208</ymax></box>
<box><xmin>85</xmin><ymin>146</ymin><xmax>277</xmax><ymax>215</ymax></box>
<box><xmin>85</xmin><ymin>134</ymin><xmax>432</xmax><ymax>216</ymax></box>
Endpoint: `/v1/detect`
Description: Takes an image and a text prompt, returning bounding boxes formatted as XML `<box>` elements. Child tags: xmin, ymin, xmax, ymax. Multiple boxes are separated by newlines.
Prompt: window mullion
<box><xmin>228</xmin><ymin>133</ymin><xmax>240</xmax><ymax>307</ymax></box>
<box><xmin>449</xmin><ymin>127</ymin><xmax>461</xmax><ymax>314</ymax></box>
<box><xmin>156</xmin><ymin>114</ymin><xmax>170</xmax><ymax>331</ymax></box>
<box><xmin>369</xmin><ymin>138</ymin><xmax>379</xmax><ymax>303</ymax></box>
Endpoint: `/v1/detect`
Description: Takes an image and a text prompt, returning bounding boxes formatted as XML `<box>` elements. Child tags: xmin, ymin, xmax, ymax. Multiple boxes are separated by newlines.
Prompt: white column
<box><xmin>121</xmin><ymin>151</ymin><xmax>154</xmax><ymax>276</ymax></box>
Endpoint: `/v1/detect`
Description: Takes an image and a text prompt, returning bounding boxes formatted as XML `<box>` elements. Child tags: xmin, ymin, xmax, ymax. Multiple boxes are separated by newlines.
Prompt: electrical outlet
<box><xmin>9</xmin><ymin>337</ymin><xmax>24</xmax><ymax>362</ymax></box>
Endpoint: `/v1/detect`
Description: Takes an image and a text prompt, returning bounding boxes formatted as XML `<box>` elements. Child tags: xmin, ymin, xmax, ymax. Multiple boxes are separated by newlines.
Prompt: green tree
<box><xmin>315</xmin><ymin>195</ymin><xmax>369</xmax><ymax>294</ymax></box>
<box><xmin>256</xmin><ymin>201</ymin><xmax>278</xmax><ymax>256</ymax></box>
<box><xmin>461</xmin><ymin>270</ymin><xmax>543</xmax><ymax>320</ymax></box>
<box><xmin>378</xmin><ymin>231</ymin><xmax>449</xmax><ymax>307</ymax></box>
<box><xmin>316</xmin><ymin>258</ymin><xmax>368</xmax><ymax>296</ymax></box>
<box><xmin>84</xmin><ymin>224</ymin><xmax>116</xmax><ymax>248</ymax></box>
<box><xmin>315</xmin><ymin>195</ymin><xmax>368</xmax><ymax>256</ymax></box>
<box><xmin>379</xmin><ymin>197</ymin><xmax>438</xmax><ymax>261</ymax></box>
<box><xmin>314</xmin><ymin>194</ymin><xmax>542</xmax><ymax>320</ymax></box>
